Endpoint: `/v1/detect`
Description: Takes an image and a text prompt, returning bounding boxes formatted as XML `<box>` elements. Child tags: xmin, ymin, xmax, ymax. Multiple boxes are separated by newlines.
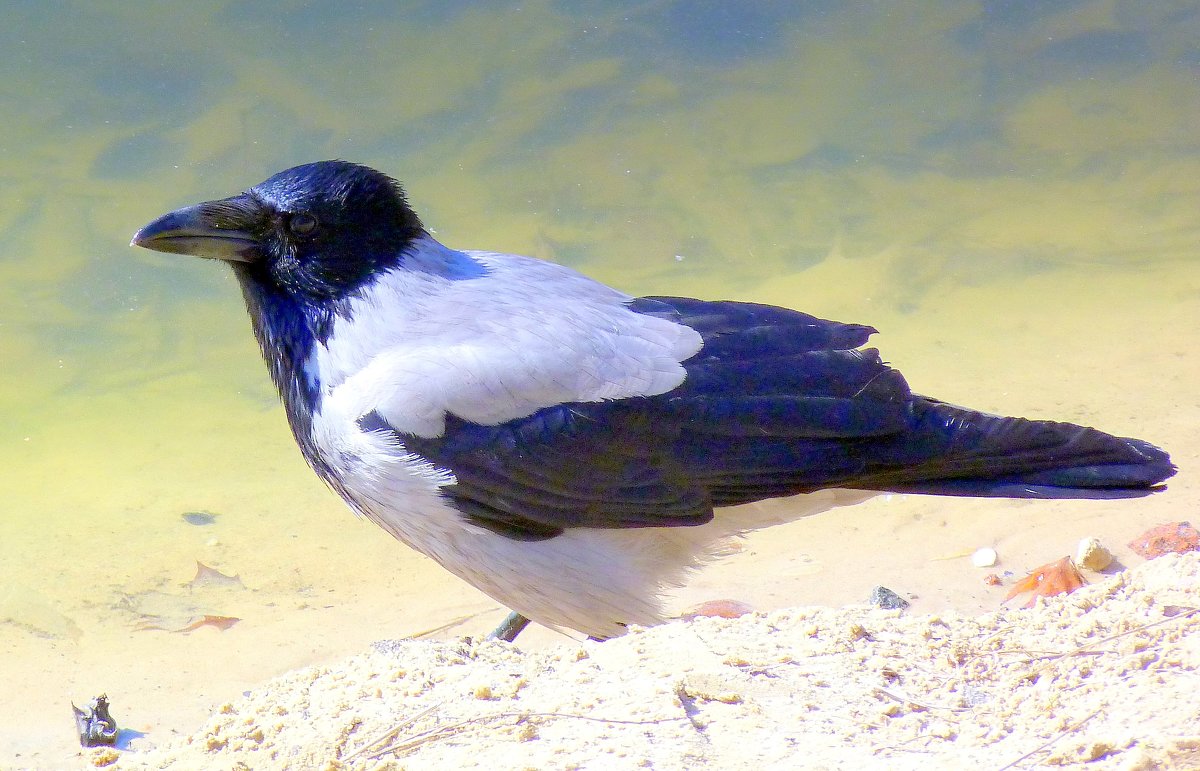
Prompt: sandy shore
<box><xmin>101</xmin><ymin>551</ymin><xmax>1200</xmax><ymax>770</ymax></box>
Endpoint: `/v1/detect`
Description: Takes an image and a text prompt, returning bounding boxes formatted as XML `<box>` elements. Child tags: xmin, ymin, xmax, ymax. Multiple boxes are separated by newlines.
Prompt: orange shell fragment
<box><xmin>683</xmin><ymin>599</ymin><xmax>755</xmax><ymax>620</ymax></box>
<box><xmin>174</xmin><ymin>614</ymin><xmax>241</xmax><ymax>633</ymax></box>
<box><xmin>1004</xmin><ymin>556</ymin><xmax>1085</xmax><ymax>608</ymax></box>
<box><xmin>1128</xmin><ymin>521</ymin><xmax>1200</xmax><ymax>559</ymax></box>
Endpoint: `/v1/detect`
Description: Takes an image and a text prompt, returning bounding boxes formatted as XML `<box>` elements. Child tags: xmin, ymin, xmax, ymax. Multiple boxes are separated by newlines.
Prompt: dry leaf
<box><xmin>188</xmin><ymin>561</ymin><xmax>244</xmax><ymax>589</ymax></box>
<box><xmin>174</xmin><ymin>614</ymin><xmax>241</xmax><ymax>633</ymax></box>
<box><xmin>1005</xmin><ymin>556</ymin><xmax>1085</xmax><ymax>608</ymax></box>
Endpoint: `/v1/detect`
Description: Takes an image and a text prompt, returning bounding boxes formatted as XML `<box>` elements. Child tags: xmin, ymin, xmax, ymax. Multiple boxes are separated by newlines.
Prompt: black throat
<box><xmin>231</xmin><ymin>263</ymin><xmax>338</xmax><ymax>467</ymax></box>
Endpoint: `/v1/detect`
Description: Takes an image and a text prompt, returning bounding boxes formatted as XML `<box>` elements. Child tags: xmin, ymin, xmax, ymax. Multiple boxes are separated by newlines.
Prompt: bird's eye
<box><xmin>288</xmin><ymin>212</ymin><xmax>319</xmax><ymax>237</ymax></box>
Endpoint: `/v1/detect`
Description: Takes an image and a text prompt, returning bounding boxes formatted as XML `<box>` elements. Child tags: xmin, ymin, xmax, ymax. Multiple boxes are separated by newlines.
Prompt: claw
<box><xmin>489</xmin><ymin>611</ymin><xmax>532</xmax><ymax>642</ymax></box>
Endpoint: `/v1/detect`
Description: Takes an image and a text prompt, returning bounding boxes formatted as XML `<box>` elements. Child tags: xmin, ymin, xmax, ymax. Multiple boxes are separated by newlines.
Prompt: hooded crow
<box><xmin>132</xmin><ymin>161</ymin><xmax>1175</xmax><ymax>640</ymax></box>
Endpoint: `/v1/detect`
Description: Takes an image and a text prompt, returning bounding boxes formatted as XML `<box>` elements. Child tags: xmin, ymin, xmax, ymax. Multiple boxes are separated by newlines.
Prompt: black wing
<box><xmin>362</xmin><ymin>297</ymin><xmax>908</xmax><ymax>540</ymax></box>
<box><xmin>362</xmin><ymin>296</ymin><xmax>1173</xmax><ymax>541</ymax></box>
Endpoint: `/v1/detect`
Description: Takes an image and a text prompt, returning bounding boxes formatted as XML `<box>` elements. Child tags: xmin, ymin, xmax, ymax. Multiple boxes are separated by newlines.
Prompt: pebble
<box><xmin>182</xmin><ymin>510</ymin><xmax>218</xmax><ymax>526</ymax></box>
<box><xmin>868</xmin><ymin>586</ymin><xmax>910</xmax><ymax>610</ymax></box>
<box><xmin>971</xmin><ymin>547</ymin><xmax>998</xmax><ymax>568</ymax></box>
<box><xmin>1076</xmin><ymin>537</ymin><xmax>1114</xmax><ymax>571</ymax></box>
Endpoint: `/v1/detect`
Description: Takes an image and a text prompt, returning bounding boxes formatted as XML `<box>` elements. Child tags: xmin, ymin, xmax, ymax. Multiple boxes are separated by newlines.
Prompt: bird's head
<box><xmin>132</xmin><ymin>161</ymin><xmax>425</xmax><ymax>299</ymax></box>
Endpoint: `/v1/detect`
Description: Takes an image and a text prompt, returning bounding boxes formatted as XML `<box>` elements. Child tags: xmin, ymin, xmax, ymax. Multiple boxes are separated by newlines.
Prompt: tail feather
<box><xmin>854</xmin><ymin>398</ymin><xmax>1176</xmax><ymax>499</ymax></box>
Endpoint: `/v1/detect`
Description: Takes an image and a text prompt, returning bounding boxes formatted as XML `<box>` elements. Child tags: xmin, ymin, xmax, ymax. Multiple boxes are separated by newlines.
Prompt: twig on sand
<box><xmin>344</xmin><ymin>702</ymin><xmax>442</xmax><ymax>761</ymax></box>
<box><xmin>872</xmin><ymin>687</ymin><xmax>969</xmax><ymax>713</ymax></box>
<box><xmin>349</xmin><ymin>703</ymin><xmax>687</xmax><ymax>761</ymax></box>
<box><xmin>1029</xmin><ymin>606</ymin><xmax>1197</xmax><ymax>662</ymax></box>
<box><xmin>1008</xmin><ymin>605</ymin><xmax>1198</xmax><ymax>685</ymax></box>
<box><xmin>408</xmin><ymin>610</ymin><xmax>495</xmax><ymax>639</ymax></box>
<box><xmin>995</xmin><ymin>708</ymin><xmax>1102</xmax><ymax>771</ymax></box>
<box><xmin>991</xmin><ymin>608</ymin><xmax>1198</xmax><ymax>769</ymax></box>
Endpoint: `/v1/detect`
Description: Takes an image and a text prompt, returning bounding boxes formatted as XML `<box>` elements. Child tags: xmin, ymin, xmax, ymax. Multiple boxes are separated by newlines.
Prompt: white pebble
<box><xmin>971</xmin><ymin>547</ymin><xmax>998</xmax><ymax>568</ymax></box>
<box><xmin>1076</xmin><ymin>537</ymin><xmax>1113</xmax><ymax>571</ymax></box>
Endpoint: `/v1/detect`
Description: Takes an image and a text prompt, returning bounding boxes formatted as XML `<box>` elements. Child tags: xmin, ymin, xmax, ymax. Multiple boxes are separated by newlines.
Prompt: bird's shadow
<box><xmin>113</xmin><ymin>728</ymin><xmax>147</xmax><ymax>750</ymax></box>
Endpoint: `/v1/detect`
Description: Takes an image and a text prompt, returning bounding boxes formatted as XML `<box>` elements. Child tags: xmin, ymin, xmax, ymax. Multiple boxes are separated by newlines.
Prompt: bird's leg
<box><xmin>489</xmin><ymin>611</ymin><xmax>532</xmax><ymax>642</ymax></box>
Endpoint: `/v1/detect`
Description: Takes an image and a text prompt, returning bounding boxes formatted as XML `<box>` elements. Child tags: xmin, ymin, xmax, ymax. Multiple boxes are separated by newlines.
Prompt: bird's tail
<box><xmin>855</xmin><ymin>397</ymin><xmax>1175</xmax><ymax>499</ymax></box>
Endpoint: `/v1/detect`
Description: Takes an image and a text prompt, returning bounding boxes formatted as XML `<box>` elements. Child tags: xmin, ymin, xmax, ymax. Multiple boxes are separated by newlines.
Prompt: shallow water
<box><xmin>2</xmin><ymin>2</ymin><xmax>1198</xmax><ymax>765</ymax></box>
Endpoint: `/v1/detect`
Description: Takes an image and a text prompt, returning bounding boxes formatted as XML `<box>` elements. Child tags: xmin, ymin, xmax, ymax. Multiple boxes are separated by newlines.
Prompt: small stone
<box><xmin>971</xmin><ymin>547</ymin><xmax>998</xmax><ymax>568</ymax></box>
<box><xmin>868</xmin><ymin>586</ymin><xmax>909</xmax><ymax>610</ymax></box>
<box><xmin>182</xmin><ymin>510</ymin><xmax>218</xmax><ymax>526</ymax></box>
<box><xmin>1076</xmin><ymin>537</ymin><xmax>1114</xmax><ymax>571</ymax></box>
<box><xmin>961</xmin><ymin>685</ymin><xmax>990</xmax><ymax>707</ymax></box>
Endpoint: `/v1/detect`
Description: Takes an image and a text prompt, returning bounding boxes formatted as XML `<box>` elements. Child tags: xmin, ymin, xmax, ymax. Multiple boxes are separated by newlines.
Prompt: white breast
<box><xmin>299</xmin><ymin>237</ymin><xmax>860</xmax><ymax>638</ymax></box>
<box><xmin>310</xmin><ymin>237</ymin><xmax>702</xmax><ymax>438</ymax></box>
<box><xmin>312</xmin><ymin>402</ymin><xmax>875</xmax><ymax>638</ymax></box>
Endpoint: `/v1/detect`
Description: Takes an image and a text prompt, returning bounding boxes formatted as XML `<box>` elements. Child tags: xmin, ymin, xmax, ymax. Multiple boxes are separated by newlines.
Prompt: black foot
<box><xmin>489</xmin><ymin>611</ymin><xmax>531</xmax><ymax>642</ymax></box>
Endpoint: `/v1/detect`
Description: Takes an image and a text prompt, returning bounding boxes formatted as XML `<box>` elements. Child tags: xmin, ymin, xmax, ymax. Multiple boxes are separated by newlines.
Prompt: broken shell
<box><xmin>682</xmin><ymin>599</ymin><xmax>754</xmax><ymax>620</ymax></box>
<box><xmin>971</xmin><ymin>547</ymin><xmax>998</xmax><ymax>568</ymax></box>
<box><xmin>72</xmin><ymin>694</ymin><xmax>119</xmax><ymax>748</ymax></box>
<box><xmin>1076</xmin><ymin>537</ymin><xmax>1114</xmax><ymax>571</ymax></box>
<box><xmin>1128</xmin><ymin>522</ymin><xmax>1200</xmax><ymax>559</ymax></box>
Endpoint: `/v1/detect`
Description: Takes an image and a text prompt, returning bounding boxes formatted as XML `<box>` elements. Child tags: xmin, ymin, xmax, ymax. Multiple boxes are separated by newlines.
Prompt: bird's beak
<box><xmin>131</xmin><ymin>194</ymin><xmax>266</xmax><ymax>263</ymax></box>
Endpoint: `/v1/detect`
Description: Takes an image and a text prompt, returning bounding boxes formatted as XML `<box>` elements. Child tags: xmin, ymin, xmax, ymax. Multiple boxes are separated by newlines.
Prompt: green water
<box><xmin>2</xmin><ymin>1</ymin><xmax>1198</xmax><ymax>763</ymax></box>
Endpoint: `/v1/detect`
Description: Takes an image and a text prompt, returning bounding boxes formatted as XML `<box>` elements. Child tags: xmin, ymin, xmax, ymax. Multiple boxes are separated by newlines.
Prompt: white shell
<box><xmin>1076</xmin><ymin>537</ymin><xmax>1114</xmax><ymax>571</ymax></box>
<box><xmin>971</xmin><ymin>547</ymin><xmax>998</xmax><ymax>568</ymax></box>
